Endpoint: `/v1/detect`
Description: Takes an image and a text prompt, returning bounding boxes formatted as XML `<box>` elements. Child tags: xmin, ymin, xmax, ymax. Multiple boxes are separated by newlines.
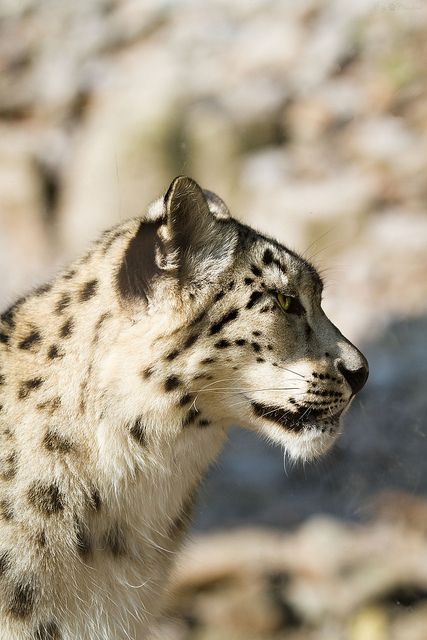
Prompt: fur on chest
<box><xmin>0</xmin><ymin>402</ymin><xmax>226</xmax><ymax>639</ymax></box>
<box><xmin>60</xmin><ymin>422</ymin><xmax>227</xmax><ymax>639</ymax></box>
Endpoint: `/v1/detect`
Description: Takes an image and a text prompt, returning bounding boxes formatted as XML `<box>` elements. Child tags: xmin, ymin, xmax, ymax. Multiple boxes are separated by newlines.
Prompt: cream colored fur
<box><xmin>0</xmin><ymin>177</ymin><xmax>367</xmax><ymax>639</ymax></box>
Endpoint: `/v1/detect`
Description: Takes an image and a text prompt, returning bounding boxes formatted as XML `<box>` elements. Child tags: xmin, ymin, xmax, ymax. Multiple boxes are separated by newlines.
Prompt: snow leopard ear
<box><xmin>164</xmin><ymin>176</ymin><xmax>236</xmax><ymax>285</ymax></box>
<box><xmin>117</xmin><ymin>177</ymin><xmax>236</xmax><ymax>305</ymax></box>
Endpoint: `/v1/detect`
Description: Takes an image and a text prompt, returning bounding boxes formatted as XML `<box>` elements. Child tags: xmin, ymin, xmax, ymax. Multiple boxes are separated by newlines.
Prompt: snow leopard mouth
<box><xmin>250</xmin><ymin>400</ymin><xmax>342</xmax><ymax>433</ymax></box>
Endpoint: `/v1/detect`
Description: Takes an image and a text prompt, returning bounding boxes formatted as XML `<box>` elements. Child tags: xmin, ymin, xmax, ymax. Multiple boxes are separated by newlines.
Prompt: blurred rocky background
<box><xmin>1</xmin><ymin>0</ymin><xmax>426</xmax><ymax>638</ymax></box>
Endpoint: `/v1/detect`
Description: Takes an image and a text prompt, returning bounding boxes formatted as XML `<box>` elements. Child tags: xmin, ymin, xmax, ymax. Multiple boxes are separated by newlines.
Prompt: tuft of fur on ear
<box><xmin>164</xmin><ymin>176</ymin><xmax>237</xmax><ymax>286</ymax></box>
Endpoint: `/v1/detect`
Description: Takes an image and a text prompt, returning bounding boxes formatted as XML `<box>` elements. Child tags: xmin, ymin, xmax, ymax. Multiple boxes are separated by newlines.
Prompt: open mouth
<box><xmin>250</xmin><ymin>400</ymin><xmax>341</xmax><ymax>433</ymax></box>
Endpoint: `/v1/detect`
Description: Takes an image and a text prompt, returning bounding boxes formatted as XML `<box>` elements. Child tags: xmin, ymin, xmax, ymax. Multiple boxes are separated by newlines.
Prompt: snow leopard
<box><xmin>0</xmin><ymin>176</ymin><xmax>368</xmax><ymax>639</ymax></box>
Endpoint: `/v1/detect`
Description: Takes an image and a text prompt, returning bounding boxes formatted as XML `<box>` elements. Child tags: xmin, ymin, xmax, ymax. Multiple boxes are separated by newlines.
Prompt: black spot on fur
<box><xmin>179</xmin><ymin>393</ymin><xmax>193</xmax><ymax>407</ymax></box>
<box><xmin>228</xmin><ymin>281</ymin><xmax>235</xmax><ymax>290</ymax></box>
<box><xmin>19</xmin><ymin>330</ymin><xmax>41</xmax><ymax>350</ymax></box>
<box><xmin>0</xmin><ymin>310</ymin><xmax>14</xmax><ymax>328</ymax></box>
<box><xmin>142</xmin><ymin>367</ymin><xmax>154</xmax><ymax>379</ymax></box>
<box><xmin>251</xmin><ymin>264</ymin><xmax>262</xmax><ymax>277</ymax></box>
<box><xmin>43</xmin><ymin>432</ymin><xmax>73</xmax><ymax>454</ymax></box>
<box><xmin>0</xmin><ymin>331</ymin><xmax>9</xmax><ymax>344</ymax></box>
<box><xmin>213</xmin><ymin>290</ymin><xmax>225</xmax><ymax>303</ymax></box>
<box><xmin>117</xmin><ymin>220</ymin><xmax>162</xmax><ymax>303</ymax></box>
<box><xmin>198</xmin><ymin>419</ymin><xmax>210</xmax><ymax>427</ymax></box>
<box><xmin>59</xmin><ymin>318</ymin><xmax>73</xmax><ymax>339</ymax></box>
<box><xmin>210</xmin><ymin>308</ymin><xmax>239</xmax><ymax>335</ymax></box>
<box><xmin>35</xmin><ymin>531</ymin><xmax>46</xmax><ymax>548</ymax></box>
<box><xmin>36</xmin><ymin>397</ymin><xmax>61</xmax><ymax>415</ymax></box>
<box><xmin>90</xmin><ymin>489</ymin><xmax>102</xmax><ymax>512</ymax></box>
<box><xmin>28</xmin><ymin>482</ymin><xmax>64</xmax><ymax>515</ymax></box>
<box><xmin>34</xmin><ymin>283</ymin><xmax>52</xmax><ymax>296</ymax></box>
<box><xmin>260</xmin><ymin>305</ymin><xmax>270</xmax><ymax>313</ymax></box>
<box><xmin>251</xmin><ymin>342</ymin><xmax>261</xmax><ymax>353</ymax></box>
<box><xmin>0</xmin><ymin>499</ymin><xmax>14</xmax><ymax>521</ymax></box>
<box><xmin>62</xmin><ymin>269</ymin><xmax>76</xmax><ymax>281</ymax></box>
<box><xmin>166</xmin><ymin>350</ymin><xmax>179</xmax><ymax>361</ymax></box>
<box><xmin>246</xmin><ymin>291</ymin><xmax>263</xmax><ymax>309</ymax></box>
<box><xmin>183</xmin><ymin>407</ymin><xmax>200</xmax><ymax>427</ymax></box>
<box><xmin>34</xmin><ymin>620</ymin><xmax>61</xmax><ymax>639</ymax></box>
<box><xmin>200</xmin><ymin>357</ymin><xmax>216</xmax><ymax>364</ymax></box>
<box><xmin>191</xmin><ymin>310</ymin><xmax>206</xmax><ymax>326</ymax></box>
<box><xmin>0</xmin><ymin>451</ymin><xmax>17</xmax><ymax>481</ymax></box>
<box><xmin>184</xmin><ymin>333</ymin><xmax>199</xmax><ymax>349</ymax></box>
<box><xmin>164</xmin><ymin>375</ymin><xmax>181</xmax><ymax>391</ymax></box>
<box><xmin>18</xmin><ymin>377</ymin><xmax>44</xmax><ymax>399</ymax></box>
<box><xmin>214</xmin><ymin>339</ymin><xmax>230</xmax><ymax>349</ymax></box>
<box><xmin>273</xmin><ymin>259</ymin><xmax>286</xmax><ymax>272</ymax></box>
<box><xmin>79</xmin><ymin>279</ymin><xmax>98</xmax><ymax>302</ymax></box>
<box><xmin>252</xmin><ymin>330</ymin><xmax>261</xmax><ymax>337</ymax></box>
<box><xmin>235</xmin><ymin>339</ymin><xmax>246</xmax><ymax>346</ymax></box>
<box><xmin>244</xmin><ymin>277</ymin><xmax>254</xmax><ymax>286</ymax></box>
<box><xmin>0</xmin><ymin>550</ymin><xmax>10</xmax><ymax>576</ymax></box>
<box><xmin>1</xmin><ymin>299</ymin><xmax>24</xmax><ymax>329</ymax></box>
<box><xmin>104</xmin><ymin>523</ymin><xmax>126</xmax><ymax>557</ymax></box>
<box><xmin>262</xmin><ymin>248</ymin><xmax>274</xmax><ymax>265</ymax></box>
<box><xmin>75</xmin><ymin>519</ymin><xmax>91</xmax><ymax>557</ymax></box>
<box><xmin>55</xmin><ymin>293</ymin><xmax>71</xmax><ymax>315</ymax></box>
<box><xmin>129</xmin><ymin>418</ymin><xmax>146</xmax><ymax>446</ymax></box>
<box><xmin>47</xmin><ymin>344</ymin><xmax>63</xmax><ymax>360</ymax></box>
<box><xmin>256</xmin><ymin>357</ymin><xmax>265</xmax><ymax>363</ymax></box>
<box><xmin>8</xmin><ymin>579</ymin><xmax>35</xmax><ymax>619</ymax></box>
<box><xmin>92</xmin><ymin>312</ymin><xmax>110</xmax><ymax>342</ymax></box>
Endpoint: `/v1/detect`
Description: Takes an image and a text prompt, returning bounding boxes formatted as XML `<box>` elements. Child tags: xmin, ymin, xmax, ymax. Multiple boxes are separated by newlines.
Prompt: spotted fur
<box><xmin>0</xmin><ymin>176</ymin><xmax>368</xmax><ymax>639</ymax></box>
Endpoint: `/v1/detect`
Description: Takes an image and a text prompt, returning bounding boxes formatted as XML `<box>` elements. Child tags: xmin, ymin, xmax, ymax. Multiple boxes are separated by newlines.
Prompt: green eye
<box><xmin>277</xmin><ymin>292</ymin><xmax>292</xmax><ymax>312</ymax></box>
<box><xmin>276</xmin><ymin>292</ymin><xmax>304</xmax><ymax>316</ymax></box>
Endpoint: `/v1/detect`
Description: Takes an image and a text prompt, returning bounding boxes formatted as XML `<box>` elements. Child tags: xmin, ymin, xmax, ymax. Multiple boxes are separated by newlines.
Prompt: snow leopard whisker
<box><xmin>302</xmin><ymin>226</ymin><xmax>335</xmax><ymax>260</ymax></box>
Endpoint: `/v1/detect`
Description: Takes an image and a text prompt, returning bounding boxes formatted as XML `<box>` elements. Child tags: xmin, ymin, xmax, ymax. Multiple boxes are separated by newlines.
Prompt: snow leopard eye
<box><xmin>276</xmin><ymin>292</ymin><xmax>304</xmax><ymax>316</ymax></box>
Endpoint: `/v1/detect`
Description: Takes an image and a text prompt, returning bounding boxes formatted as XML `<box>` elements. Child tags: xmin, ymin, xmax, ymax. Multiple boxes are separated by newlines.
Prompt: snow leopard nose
<box><xmin>337</xmin><ymin>359</ymin><xmax>369</xmax><ymax>395</ymax></box>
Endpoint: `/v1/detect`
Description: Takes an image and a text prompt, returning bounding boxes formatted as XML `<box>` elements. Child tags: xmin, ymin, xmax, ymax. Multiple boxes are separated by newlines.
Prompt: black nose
<box><xmin>337</xmin><ymin>361</ymin><xmax>369</xmax><ymax>395</ymax></box>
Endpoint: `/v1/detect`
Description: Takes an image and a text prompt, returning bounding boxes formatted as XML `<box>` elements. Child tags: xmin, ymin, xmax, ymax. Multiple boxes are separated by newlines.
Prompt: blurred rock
<box><xmin>58</xmin><ymin>80</ymin><xmax>183</xmax><ymax>256</ymax></box>
<box><xmin>184</xmin><ymin>102</ymin><xmax>239</xmax><ymax>202</ymax></box>
<box><xmin>0</xmin><ymin>126</ymin><xmax>51</xmax><ymax>308</ymax></box>
<box><xmin>161</xmin><ymin>498</ymin><xmax>427</xmax><ymax>639</ymax></box>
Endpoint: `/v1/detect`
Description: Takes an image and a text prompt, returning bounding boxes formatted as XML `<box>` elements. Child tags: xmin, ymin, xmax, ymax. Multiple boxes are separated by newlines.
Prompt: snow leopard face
<box><xmin>116</xmin><ymin>176</ymin><xmax>369</xmax><ymax>461</ymax></box>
